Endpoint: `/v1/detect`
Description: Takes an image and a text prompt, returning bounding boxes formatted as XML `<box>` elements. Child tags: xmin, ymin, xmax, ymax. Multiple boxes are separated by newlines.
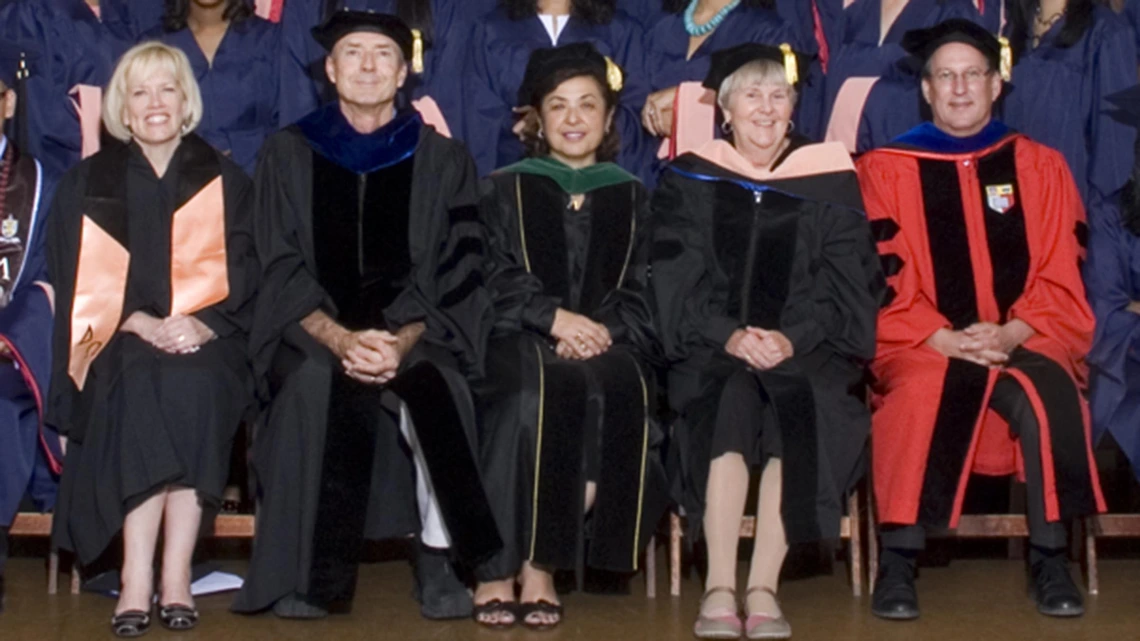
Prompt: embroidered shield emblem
<box><xmin>986</xmin><ymin>184</ymin><xmax>1016</xmax><ymax>214</ymax></box>
<box><xmin>1</xmin><ymin>214</ymin><xmax>17</xmax><ymax>239</ymax></box>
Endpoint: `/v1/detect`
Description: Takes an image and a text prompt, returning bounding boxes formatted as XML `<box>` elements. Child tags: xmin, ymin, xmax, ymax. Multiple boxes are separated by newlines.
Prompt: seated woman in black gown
<box><xmin>472</xmin><ymin>42</ymin><xmax>669</xmax><ymax>631</ymax></box>
<box><xmin>650</xmin><ymin>44</ymin><xmax>882</xmax><ymax>640</ymax></box>
<box><xmin>46</xmin><ymin>41</ymin><xmax>256</xmax><ymax>637</ymax></box>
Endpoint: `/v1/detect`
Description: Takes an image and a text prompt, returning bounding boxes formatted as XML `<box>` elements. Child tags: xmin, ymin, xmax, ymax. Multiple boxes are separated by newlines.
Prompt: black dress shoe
<box><xmin>871</xmin><ymin>557</ymin><xmax>920</xmax><ymax>621</ymax></box>
<box><xmin>414</xmin><ymin>542</ymin><xmax>473</xmax><ymax>620</ymax></box>
<box><xmin>1031</xmin><ymin>556</ymin><xmax>1084</xmax><ymax>617</ymax></box>
<box><xmin>272</xmin><ymin>593</ymin><xmax>329</xmax><ymax>619</ymax></box>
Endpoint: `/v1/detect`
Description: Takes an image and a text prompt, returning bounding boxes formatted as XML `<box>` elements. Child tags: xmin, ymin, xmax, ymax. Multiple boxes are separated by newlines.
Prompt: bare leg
<box><xmin>159</xmin><ymin>488</ymin><xmax>202</xmax><ymax>608</ymax></box>
<box><xmin>745</xmin><ymin>459</ymin><xmax>788</xmax><ymax>618</ymax></box>
<box><xmin>584</xmin><ymin>481</ymin><xmax>597</xmax><ymax>513</ymax></box>
<box><xmin>116</xmin><ymin>490</ymin><xmax>167</xmax><ymax>615</ymax></box>
<box><xmin>702</xmin><ymin>453</ymin><xmax>750</xmax><ymax>616</ymax></box>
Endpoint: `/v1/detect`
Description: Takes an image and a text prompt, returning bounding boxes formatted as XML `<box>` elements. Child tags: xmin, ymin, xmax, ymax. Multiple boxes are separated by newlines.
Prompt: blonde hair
<box><xmin>716</xmin><ymin>59</ymin><xmax>799</xmax><ymax>111</ymax></box>
<box><xmin>103</xmin><ymin>41</ymin><xmax>203</xmax><ymax>142</ymax></box>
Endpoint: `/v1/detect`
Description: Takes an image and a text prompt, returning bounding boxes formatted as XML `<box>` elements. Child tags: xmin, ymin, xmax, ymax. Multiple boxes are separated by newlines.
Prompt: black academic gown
<box><xmin>473</xmin><ymin>166</ymin><xmax>669</xmax><ymax>581</ymax></box>
<box><xmin>234</xmin><ymin>107</ymin><xmax>501</xmax><ymax>613</ymax></box>
<box><xmin>651</xmin><ymin>137</ymin><xmax>882</xmax><ymax>543</ymax></box>
<box><xmin>46</xmin><ymin>136</ymin><xmax>257</xmax><ymax>565</ymax></box>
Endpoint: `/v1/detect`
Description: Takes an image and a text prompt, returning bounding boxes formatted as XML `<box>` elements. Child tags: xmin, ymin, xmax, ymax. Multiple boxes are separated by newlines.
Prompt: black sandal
<box><xmin>472</xmin><ymin>599</ymin><xmax>518</xmax><ymax>629</ymax></box>
<box><xmin>111</xmin><ymin>610</ymin><xmax>151</xmax><ymax>638</ymax></box>
<box><xmin>158</xmin><ymin>603</ymin><xmax>199</xmax><ymax>631</ymax></box>
<box><xmin>518</xmin><ymin>599</ymin><xmax>564</xmax><ymax>631</ymax></box>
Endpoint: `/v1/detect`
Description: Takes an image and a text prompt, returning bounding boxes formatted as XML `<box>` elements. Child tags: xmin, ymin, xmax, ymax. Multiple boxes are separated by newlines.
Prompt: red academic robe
<box><xmin>856</xmin><ymin>122</ymin><xmax>1106</xmax><ymax>529</ymax></box>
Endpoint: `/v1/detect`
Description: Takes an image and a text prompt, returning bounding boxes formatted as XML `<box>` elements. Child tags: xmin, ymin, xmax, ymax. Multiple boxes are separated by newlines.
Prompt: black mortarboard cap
<box><xmin>517</xmin><ymin>42</ymin><xmax>624</xmax><ymax>107</ymax></box>
<box><xmin>702</xmin><ymin>43</ymin><xmax>812</xmax><ymax>92</ymax></box>
<box><xmin>312</xmin><ymin>9</ymin><xmax>414</xmax><ymax>62</ymax></box>
<box><xmin>901</xmin><ymin>18</ymin><xmax>1012</xmax><ymax>80</ymax></box>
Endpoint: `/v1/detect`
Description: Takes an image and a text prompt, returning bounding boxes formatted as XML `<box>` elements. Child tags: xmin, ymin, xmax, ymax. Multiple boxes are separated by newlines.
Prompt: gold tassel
<box><xmin>411</xmin><ymin>29</ymin><xmax>424</xmax><ymax>74</ymax></box>
<box><xmin>604</xmin><ymin>56</ymin><xmax>623</xmax><ymax>93</ymax></box>
<box><xmin>998</xmin><ymin>36</ymin><xmax>1012</xmax><ymax>82</ymax></box>
<box><xmin>779</xmin><ymin>43</ymin><xmax>798</xmax><ymax>86</ymax></box>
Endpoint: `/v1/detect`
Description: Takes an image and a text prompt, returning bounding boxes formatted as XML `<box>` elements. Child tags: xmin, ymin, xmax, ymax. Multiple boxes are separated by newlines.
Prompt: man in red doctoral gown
<box><xmin>856</xmin><ymin>18</ymin><xmax>1105</xmax><ymax>622</ymax></box>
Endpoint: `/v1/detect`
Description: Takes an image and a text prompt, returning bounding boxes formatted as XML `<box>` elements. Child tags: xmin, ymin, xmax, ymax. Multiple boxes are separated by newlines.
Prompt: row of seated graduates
<box><xmin>2</xmin><ymin>0</ymin><xmax>1139</xmax><ymax>464</ymax></box>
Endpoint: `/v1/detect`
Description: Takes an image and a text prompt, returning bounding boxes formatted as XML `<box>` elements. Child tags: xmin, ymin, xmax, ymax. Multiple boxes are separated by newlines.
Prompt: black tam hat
<box><xmin>517</xmin><ymin>42</ymin><xmax>624</xmax><ymax>108</ymax></box>
<box><xmin>901</xmin><ymin>18</ymin><xmax>1012</xmax><ymax>81</ymax></box>
<box><xmin>312</xmin><ymin>9</ymin><xmax>420</xmax><ymax>70</ymax></box>
<box><xmin>702</xmin><ymin>42</ymin><xmax>812</xmax><ymax>92</ymax></box>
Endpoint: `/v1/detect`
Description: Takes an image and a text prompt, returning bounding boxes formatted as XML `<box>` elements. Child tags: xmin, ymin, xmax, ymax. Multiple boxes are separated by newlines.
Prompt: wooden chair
<box><xmin>663</xmin><ymin>484</ymin><xmax>867</xmax><ymax>598</ymax></box>
<box><xmin>10</xmin><ymin>512</ymin><xmax>256</xmax><ymax>595</ymax></box>
<box><xmin>863</xmin><ymin>484</ymin><xmax>1097</xmax><ymax>594</ymax></box>
<box><xmin>1081</xmin><ymin>515</ymin><xmax>1140</xmax><ymax>595</ymax></box>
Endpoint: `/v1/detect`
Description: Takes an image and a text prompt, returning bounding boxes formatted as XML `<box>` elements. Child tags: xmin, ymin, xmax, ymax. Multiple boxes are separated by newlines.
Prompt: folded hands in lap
<box><xmin>122</xmin><ymin>311</ymin><xmax>216</xmax><ymax>354</ymax></box>
<box><xmin>725</xmin><ymin>327</ymin><xmax>793</xmax><ymax>370</ymax></box>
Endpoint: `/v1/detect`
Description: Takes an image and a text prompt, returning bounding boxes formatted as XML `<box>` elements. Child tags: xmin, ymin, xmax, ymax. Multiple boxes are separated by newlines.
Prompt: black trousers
<box><xmin>881</xmin><ymin>375</ymin><xmax>1068</xmax><ymax>551</ymax></box>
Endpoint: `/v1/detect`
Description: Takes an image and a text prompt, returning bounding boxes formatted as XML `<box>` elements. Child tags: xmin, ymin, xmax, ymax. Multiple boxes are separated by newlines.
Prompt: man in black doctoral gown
<box><xmin>233</xmin><ymin>9</ymin><xmax>501</xmax><ymax>621</ymax></box>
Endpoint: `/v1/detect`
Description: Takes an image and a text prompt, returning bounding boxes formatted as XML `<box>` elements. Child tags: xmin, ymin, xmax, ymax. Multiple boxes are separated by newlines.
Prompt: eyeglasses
<box><xmin>930</xmin><ymin>68</ymin><xmax>993</xmax><ymax>86</ymax></box>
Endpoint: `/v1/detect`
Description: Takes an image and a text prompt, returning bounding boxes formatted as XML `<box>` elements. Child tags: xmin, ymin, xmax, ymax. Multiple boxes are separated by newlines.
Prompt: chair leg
<box><xmin>670</xmin><ymin>513</ymin><xmax>683</xmax><ymax>597</ymax></box>
<box><xmin>847</xmin><ymin>489</ymin><xmax>863</xmax><ymax>597</ymax></box>
<box><xmin>47</xmin><ymin>550</ymin><xmax>59</xmax><ymax>595</ymax></box>
<box><xmin>70</xmin><ymin>564</ymin><xmax>80</xmax><ymax>595</ymax></box>
<box><xmin>867</xmin><ymin>488</ymin><xmax>879</xmax><ymax>595</ymax></box>
<box><xmin>645</xmin><ymin>535</ymin><xmax>657</xmax><ymax>599</ymax></box>
<box><xmin>1085</xmin><ymin>518</ymin><xmax>1098</xmax><ymax>596</ymax></box>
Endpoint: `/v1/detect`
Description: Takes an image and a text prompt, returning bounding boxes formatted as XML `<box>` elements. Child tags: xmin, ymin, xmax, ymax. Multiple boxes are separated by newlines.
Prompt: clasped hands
<box><xmin>925</xmin><ymin>320</ymin><xmax>1034</xmax><ymax>368</ymax></box>
<box><xmin>122</xmin><ymin>311</ymin><xmax>215</xmax><ymax>354</ymax></box>
<box><xmin>551</xmin><ymin>308</ymin><xmax>612</xmax><ymax>360</ymax></box>
<box><xmin>334</xmin><ymin>329</ymin><xmax>411</xmax><ymax>386</ymax></box>
<box><xmin>725</xmin><ymin>327</ymin><xmax>794</xmax><ymax>370</ymax></box>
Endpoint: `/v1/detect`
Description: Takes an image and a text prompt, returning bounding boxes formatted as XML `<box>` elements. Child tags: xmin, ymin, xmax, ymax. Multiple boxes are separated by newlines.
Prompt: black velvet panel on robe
<box><xmin>650</xmin><ymin>157</ymin><xmax>883</xmax><ymax>544</ymax></box>
<box><xmin>45</xmin><ymin>136</ymin><xmax>257</xmax><ymax>565</ymax></box>
<box><xmin>473</xmin><ymin>172</ymin><xmax>669</xmax><ymax>581</ymax></box>
<box><xmin>235</xmin><ymin>125</ymin><xmax>499</xmax><ymax>614</ymax></box>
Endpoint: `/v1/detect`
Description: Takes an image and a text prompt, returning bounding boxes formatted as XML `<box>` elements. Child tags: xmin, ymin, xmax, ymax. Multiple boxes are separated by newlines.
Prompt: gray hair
<box><xmin>716</xmin><ymin>58</ymin><xmax>798</xmax><ymax>111</ymax></box>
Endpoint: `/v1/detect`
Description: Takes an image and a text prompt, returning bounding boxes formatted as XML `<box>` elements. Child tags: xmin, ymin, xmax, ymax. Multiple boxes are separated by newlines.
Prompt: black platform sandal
<box><xmin>111</xmin><ymin>609</ymin><xmax>151</xmax><ymax>638</ymax></box>
<box><xmin>158</xmin><ymin>603</ymin><xmax>199</xmax><ymax>631</ymax></box>
<box><xmin>518</xmin><ymin>600</ymin><xmax>563</xmax><ymax>631</ymax></box>
<box><xmin>473</xmin><ymin>599</ymin><xmax>519</xmax><ymax>629</ymax></box>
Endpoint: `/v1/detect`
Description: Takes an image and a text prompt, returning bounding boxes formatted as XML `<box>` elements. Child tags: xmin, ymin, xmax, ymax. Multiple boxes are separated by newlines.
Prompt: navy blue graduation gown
<box><xmin>276</xmin><ymin>0</ymin><xmax>470</xmax><ymax>137</ymax></box>
<box><xmin>462</xmin><ymin>7</ymin><xmax>653</xmax><ymax>181</ymax></box>
<box><xmin>1086</xmin><ymin>203</ymin><xmax>1140</xmax><ymax>483</ymax></box>
<box><xmin>819</xmin><ymin>0</ymin><xmax>980</xmax><ymax>148</ymax></box>
<box><xmin>642</xmin><ymin>7</ymin><xmax>818</xmax><ymax>144</ymax></box>
<box><xmin>1002</xmin><ymin>7</ymin><xmax>1137</xmax><ymax>216</ymax></box>
<box><xmin>152</xmin><ymin>18</ymin><xmax>282</xmax><ymax>175</ymax></box>
<box><xmin>621</xmin><ymin>0</ymin><xmax>666</xmax><ymax>30</ymax></box>
<box><xmin>1127</xmin><ymin>0</ymin><xmax>1140</xmax><ymax>65</ymax></box>
<box><xmin>0</xmin><ymin>0</ymin><xmax>131</xmax><ymax>177</ymax></box>
<box><xmin>0</xmin><ymin>140</ymin><xmax>60</xmax><ymax>526</ymax></box>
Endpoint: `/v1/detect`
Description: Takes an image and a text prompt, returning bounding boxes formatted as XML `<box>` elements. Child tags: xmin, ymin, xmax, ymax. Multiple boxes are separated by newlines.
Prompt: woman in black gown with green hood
<box><xmin>471</xmin><ymin>42</ymin><xmax>669</xmax><ymax>631</ymax></box>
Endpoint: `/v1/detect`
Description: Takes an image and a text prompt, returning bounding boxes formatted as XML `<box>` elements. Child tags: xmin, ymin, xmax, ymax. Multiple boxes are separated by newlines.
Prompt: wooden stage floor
<box><xmin>2</xmin><ymin>554</ymin><xmax>1139</xmax><ymax>640</ymax></box>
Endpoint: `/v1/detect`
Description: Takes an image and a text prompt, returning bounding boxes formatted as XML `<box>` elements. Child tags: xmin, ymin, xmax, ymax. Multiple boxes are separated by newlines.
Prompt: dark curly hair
<box><xmin>661</xmin><ymin>0</ymin><xmax>774</xmax><ymax>14</ymax></box>
<box><xmin>1006</xmin><ymin>0</ymin><xmax>1096</xmax><ymax>60</ymax></box>
<box><xmin>162</xmin><ymin>0</ymin><xmax>254</xmax><ymax>31</ymax></box>
<box><xmin>501</xmin><ymin>0</ymin><xmax>616</xmax><ymax>25</ymax></box>
<box><xmin>522</xmin><ymin>69</ymin><xmax>621</xmax><ymax>162</ymax></box>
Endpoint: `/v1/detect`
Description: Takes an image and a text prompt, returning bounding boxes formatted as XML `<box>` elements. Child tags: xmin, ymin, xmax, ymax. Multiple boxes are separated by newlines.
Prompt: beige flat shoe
<box><xmin>694</xmin><ymin>586</ymin><xmax>742</xmax><ymax>639</ymax></box>
<box><xmin>744</xmin><ymin>587</ymin><xmax>791</xmax><ymax>640</ymax></box>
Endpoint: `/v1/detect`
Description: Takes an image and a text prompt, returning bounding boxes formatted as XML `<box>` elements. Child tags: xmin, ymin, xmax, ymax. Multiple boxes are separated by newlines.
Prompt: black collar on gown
<box><xmin>296</xmin><ymin>103</ymin><xmax>423</xmax><ymax>174</ymax></box>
